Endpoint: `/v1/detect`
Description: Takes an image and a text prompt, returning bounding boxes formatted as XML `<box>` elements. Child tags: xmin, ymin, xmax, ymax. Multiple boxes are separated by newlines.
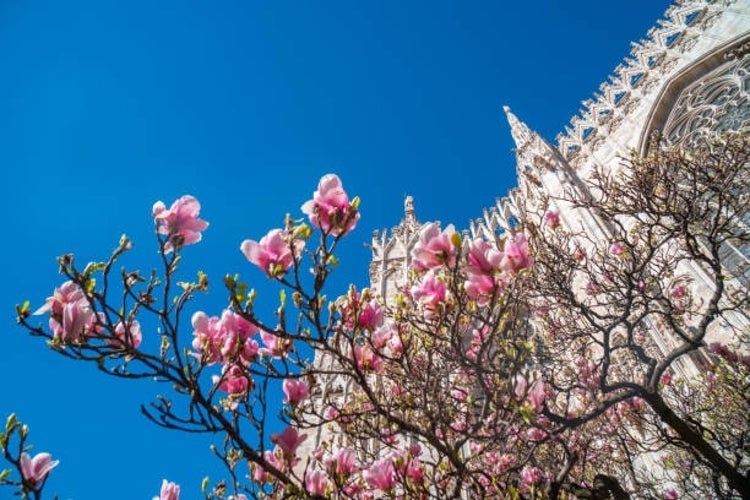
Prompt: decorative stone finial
<box><xmin>404</xmin><ymin>195</ymin><xmax>416</xmax><ymax>222</ymax></box>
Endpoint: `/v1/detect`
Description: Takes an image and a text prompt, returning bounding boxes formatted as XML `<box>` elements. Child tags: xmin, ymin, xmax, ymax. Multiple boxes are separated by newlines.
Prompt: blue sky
<box><xmin>0</xmin><ymin>1</ymin><xmax>671</xmax><ymax>498</ymax></box>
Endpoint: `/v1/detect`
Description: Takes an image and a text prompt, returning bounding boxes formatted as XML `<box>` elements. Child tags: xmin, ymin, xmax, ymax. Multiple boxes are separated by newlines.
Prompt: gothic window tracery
<box><xmin>657</xmin><ymin>46</ymin><xmax>750</xmax><ymax>321</ymax></box>
<box><xmin>662</xmin><ymin>52</ymin><xmax>750</xmax><ymax>147</ymax></box>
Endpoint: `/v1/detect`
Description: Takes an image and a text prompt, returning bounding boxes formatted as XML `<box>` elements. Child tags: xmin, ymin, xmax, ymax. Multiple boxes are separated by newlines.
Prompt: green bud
<box><xmin>351</xmin><ymin>196</ymin><xmax>361</xmax><ymax>210</ymax></box>
<box><xmin>5</xmin><ymin>414</ymin><xmax>16</xmax><ymax>433</ymax></box>
<box><xmin>16</xmin><ymin>301</ymin><xmax>31</xmax><ymax>320</ymax></box>
<box><xmin>293</xmin><ymin>223</ymin><xmax>312</xmax><ymax>240</ymax></box>
<box><xmin>326</xmin><ymin>254</ymin><xmax>339</xmax><ymax>269</ymax></box>
<box><xmin>224</xmin><ymin>274</ymin><xmax>236</xmax><ymax>288</ymax></box>
<box><xmin>451</xmin><ymin>231</ymin><xmax>462</xmax><ymax>249</ymax></box>
<box><xmin>197</xmin><ymin>271</ymin><xmax>208</xmax><ymax>287</ymax></box>
<box><xmin>119</xmin><ymin>234</ymin><xmax>132</xmax><ymax>249</ymax></box>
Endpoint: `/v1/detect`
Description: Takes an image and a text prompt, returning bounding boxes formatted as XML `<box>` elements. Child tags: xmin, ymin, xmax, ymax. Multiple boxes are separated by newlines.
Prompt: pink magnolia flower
<box><xmin>191</xmin><ymin>311</ymin><xmax>223</xmax><ymax>363</ymax></box>
<box><xmin>271</xmin><ymin>426</ymin><xmax>307</xmax><ymax>460</ymax></box>
<box><xmin>527</xmin><ymin>427</ymin><xmax>547</xmax><ymax>441</ymax></box>
<box><xmin>371</xmin><ymin>322</ymin><xmax>395</xmax><ymax>350</ymax></box>
<box><xmin>50</xmin><ymin>299</ymin><xmax>102</xmax><ymax>343</ymax></box>
<box><xmin>544</xmin><ymin>210</ymin><xmax>560</xmax><ymax>229</ymax></box>
<box><xmin>586</xmin><ymin>281</ymin><xmax>602</xmax><ymax>295</ymax></box>
<box><xmin>20</xmin><ymin>452</ymin><xmax>58</xmax><ymax>487</ymax></box>
<box><xmin>241</xmin><ymin>229</ymin><xmax>302</xmax><ymax>277</ymax></box>
<box><xmin>353</xmin><ymin>344</ymin><xmax>384</xmax><ymax>373</ymax></box>
<box><xmin>192</xmin><ymin>310</ymin><xmax>259</xmax><ymax>365</ymax></box>
<box><xmin>324</xmin><ymin>406</ymin><xmax>340</xmax><ymax>420</ymax></box>
<box><xmin>411</xmin><ymin>270</ymin><xmax>448</xmax><ymax>319</ymax></box>
<box><xmin>252</xmin><ymin>449</ymin><xmax>283</xmax><ymax>483</ymax></box>
<box><xmin>663</xmin><ymin>488</ymin><xmax>678</xmax><ymax>500</ymax></box>
<box><xmin>464</xmin><ymin>273</ymin><xmax>496</xmax><ymax>305</ymax></box>
<box><xmin>527</xmin><ymin>379</ymin><xmax>546</xmax><ymax>413</ymax></box>
<box><xmin>464</xmin><ymin>238</ymin><xmax>505</xmax><ymax>304</ymax></box>
<box><xmin>258</xmin><ymin>330</ymin><xmax>291</xmax><ymax>358</ymax></box>
<box><xmin>500</xmin><ymin>234</ymin><xmax>533</xmax><ymax>273</ymax></box>
<box><xmin>301</xmin><ymin>174</ymin><xmax>359</xmax><ymax>235</ymax></box>
<box><xmin>393</xmin><ymin>447</ymin><xmax>423</xmax><ymax>481</ymax></box>
<box><xmin>34</xmin><ymin>280</ymin><xmax>84</xmax><ymax>316</ymax></box>
<box><xmin>282</xmin><ymin>378</ymin><xmax>310</xmax><ymax>406</ymax></box>
<box><xmin>520</xmin><ymin>465</ymin><xmax>543</xmax><ymax>485</ymax></box>
<box><xmin>325</xmin><ymin>448</ymin><xmax>357</xmax><ymax>475</ymax></box>
<box><xmin>411</xmin><ymin>222</ymin><xmax>457</xmax><ymax>270</ymax></box>
<box><xmin>218</xmin><ymin>310</ymin><xmax>259</xmax><ymax>363</ymax></box>
<box><xmin>513</xmin><ymin>373</ymin><xmax>528</xmax><ymax>401</ymax></box>
<box><xmin>387</xmin><ymin>333</ymin><xmax>404</xmax><ymax>357</ymax></box>
<box><xmin>112</xmin><ymin>320</ymin><xmax>143</xmax><ymax>348</ymax></box>
<box><xmin>213</xmin><ymin>364</ymin><xmax>253</xmax><ymax>396</ymax></box>
<box><xmin>358</xmin><ymin>298</ymin><xmax>384</xmax><ymax>331</ymax></box>
<box><xmin>152</xmin><ymin>195</ymin><xmax>208</xmax><ymax>253</ymax></box>
<box><xmin>154</xmin><ymin>479</ymin><xmax>180</xmax><ymax>500</ymax></box>
<box><xmin>363</xmin><ymin>458</ymin><xmax>396</xmax><ymax>491</ymax></box>
<box><xmin>609</xmin><ymin>242</ymin><xmax>624</xmax><ymax>256</ymax></box>
<box><xmin>466</xmin><ymin>238</ymin><xmax>503</xmax><ymax>275</ymax></box>
<box><xmin>305</xmin><ymin>469</ymin><xmax>330</xmax><ymax>496</ymax></box>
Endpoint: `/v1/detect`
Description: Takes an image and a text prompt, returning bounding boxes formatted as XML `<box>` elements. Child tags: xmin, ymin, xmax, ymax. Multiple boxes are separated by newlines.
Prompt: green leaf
<box><xmin>83</xmin><ymin>261</ymin><xmax>106</xmax><ymax>277</ymax></box>
<box><xmin>327</xmin><ymin>254</ymin><xmax>339</xmax><ymax>269</ymax></box>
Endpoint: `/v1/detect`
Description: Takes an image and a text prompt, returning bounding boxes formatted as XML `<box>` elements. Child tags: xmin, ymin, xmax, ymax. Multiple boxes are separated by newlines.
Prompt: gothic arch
<box><xmin>639</xmin><ymin>32</ymin><xmax>750</xmax><ymax>154</ymax></box>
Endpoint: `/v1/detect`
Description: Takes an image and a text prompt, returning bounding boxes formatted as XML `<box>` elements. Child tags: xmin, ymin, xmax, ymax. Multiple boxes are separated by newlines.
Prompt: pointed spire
<box><xmin>404</xmin><ymin>195</ymin><xmax>416</xmax><ymax>224</ymax></box>
<box><xmin>503</xmin><ymin>106</ymin><xmax>534</xmax><ymax>149</ymax></box>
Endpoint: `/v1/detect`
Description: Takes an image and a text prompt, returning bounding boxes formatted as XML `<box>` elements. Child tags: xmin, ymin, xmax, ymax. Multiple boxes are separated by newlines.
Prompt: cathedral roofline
<box><xmin>553</xmin><ymin>0</ymin><xmax>726</xmax><ymax>159</ymax></box>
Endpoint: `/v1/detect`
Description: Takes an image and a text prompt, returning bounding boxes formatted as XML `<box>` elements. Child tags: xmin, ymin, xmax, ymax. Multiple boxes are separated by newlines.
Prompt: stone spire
<box><xmin>404</xmin><ymin>195</ymin><xmax>416</xmax><ymax>225</ymax></box>
<box><xmin>503</xmin><ymin>106</ymin><xmax>534</xmax><ymax>150</ymax></box>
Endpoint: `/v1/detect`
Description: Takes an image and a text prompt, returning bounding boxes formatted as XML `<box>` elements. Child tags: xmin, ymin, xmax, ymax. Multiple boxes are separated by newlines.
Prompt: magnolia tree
<box><xmin>7</xmin><ymin>134</ymin><xmax>750</xmax><ymax>499</ymax></box>
<box><xmin>526</xmin><ymin>134</ymin><xmax>750</xmax><ymax>499</ymax></box>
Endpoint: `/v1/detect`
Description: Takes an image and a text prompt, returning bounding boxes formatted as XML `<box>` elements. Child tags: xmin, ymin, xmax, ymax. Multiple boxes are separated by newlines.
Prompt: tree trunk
<box><xmin>644</xmin><ymin>392</ymin><xmax>750</xmax><ymax>498</ymax></box>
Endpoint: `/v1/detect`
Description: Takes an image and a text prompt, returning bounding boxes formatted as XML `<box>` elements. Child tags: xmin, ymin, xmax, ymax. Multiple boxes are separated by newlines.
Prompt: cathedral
<box><xmin>300</xmin><ymin>0</ymin><xmax>749</xmax><ymax>495</ymax></box>
<box><xmin>368</xmin><ymin>0</ymin><xmax>749</xmax><ymax>369</ymax></box>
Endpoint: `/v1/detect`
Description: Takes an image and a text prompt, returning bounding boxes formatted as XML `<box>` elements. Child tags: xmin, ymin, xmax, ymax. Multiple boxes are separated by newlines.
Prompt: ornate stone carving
<box><xmin>663</xmin><ymin>53</ymin><xmax>750</xmax><ymax>147</ymax></box>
